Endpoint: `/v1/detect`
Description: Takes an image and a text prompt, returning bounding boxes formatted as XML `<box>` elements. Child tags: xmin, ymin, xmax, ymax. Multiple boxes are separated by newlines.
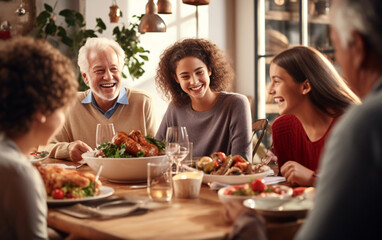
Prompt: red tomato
<box><xmin>293</xmin><ymin>187</ymin><xmax>307</xmax><ymax>196</ymax></box>
<box><xmin>233</xmin><ymin>155</ymin><xmax>246</xmax><ymax>163</ymax></box>
<box><xmin>52</xmin><ymin>189</ymin><xmax>65</xmax><ymax>199</ymax></box>
<box><xmin>213</xmin><ymin>159</ymin><xmax>219</xmax><ymax>167</ymax></box>
<box><xmin>251</xmin><ymin>179</ymin><xmax>266</xmax><ymax>193</ymax></box>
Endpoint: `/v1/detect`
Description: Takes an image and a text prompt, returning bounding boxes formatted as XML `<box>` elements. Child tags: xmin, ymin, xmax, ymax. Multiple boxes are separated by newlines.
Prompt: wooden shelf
<box><xmin>265</xmin><ymin>11</ymin><xmax>330</xmax><ymax>24</ymax></box>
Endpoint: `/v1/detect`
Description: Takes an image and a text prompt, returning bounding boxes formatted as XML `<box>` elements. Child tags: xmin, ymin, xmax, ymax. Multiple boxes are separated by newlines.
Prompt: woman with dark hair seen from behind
<box><xmin>269</xmin><ymin>46</ymin><xmax>359</xmax><ymax>186</ymax></box>
<box><xmin>155</xmin><ymin>38</ymin><xmax>252</xmax><ymax>161</ymax></box>
<box><xmin>0</xmin><ymin>37</ymin><xmax>78</xmax><ymax>239</ymax></box>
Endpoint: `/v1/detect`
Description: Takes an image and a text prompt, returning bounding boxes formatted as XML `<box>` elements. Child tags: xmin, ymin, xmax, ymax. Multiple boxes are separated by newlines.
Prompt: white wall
<box><xmin>235</xmin><ymin>0</ymin><xmax>254</xmax><ymax>99</ymax></box>
<box><xmin>34</xmin><ymin>0</ymin><xmax>255</xmax><ymax>122</ymax></box>
<box><xmin>84</xmin><ymin>0</ymin><xmax>211</xmax><ymax>121</ymax></box>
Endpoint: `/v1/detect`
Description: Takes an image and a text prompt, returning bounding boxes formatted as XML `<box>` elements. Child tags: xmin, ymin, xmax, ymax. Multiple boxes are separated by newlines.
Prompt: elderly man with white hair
<box><xmin>40</xmin><ymin>38</ymin><xmax>157</xmax><ymax>162</ymax></box>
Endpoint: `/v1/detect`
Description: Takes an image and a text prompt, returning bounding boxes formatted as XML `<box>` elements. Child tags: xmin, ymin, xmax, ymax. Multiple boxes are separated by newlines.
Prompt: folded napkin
<box><xmin>263</xmin><ymin>176</ymin><xmax>286</xmax><ymax>185</ymax></box>
<box><xmin>56</xmin><ymin>196</ymin><xmax>169</xmax><ymax>219</ymax></box>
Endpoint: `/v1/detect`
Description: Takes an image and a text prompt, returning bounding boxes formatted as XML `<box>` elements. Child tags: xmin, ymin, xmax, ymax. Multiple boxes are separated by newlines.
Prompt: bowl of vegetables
<box><xmin>82</xmin><ymin>131</ymin><xmax>167</xmax><ymax>183</ymax></box>
<box><xmin>218</xmin><ymin>179</ymin><xmax>293</xmax><ymax>208</ymax></box>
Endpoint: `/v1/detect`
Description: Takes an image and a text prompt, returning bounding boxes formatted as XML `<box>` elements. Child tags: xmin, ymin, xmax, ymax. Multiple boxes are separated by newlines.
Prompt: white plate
<box><xmin>203</xmin><ymin>171</ymin><xmax>269</xmax><ymax>184</ymax></box>
<box><xmin>243</xmin><ymin>197</ymin><xmax>314</xmax><ymax>220</ymax></box>
<box><xmin>47</xmin><ymin>186</ymin><xmax>114</xmax><ymax>204</ymax></box>
<box><xmin>29</xmin><ymin>151</ymin><xmax>49</xmax><ymax>164</ymax></box>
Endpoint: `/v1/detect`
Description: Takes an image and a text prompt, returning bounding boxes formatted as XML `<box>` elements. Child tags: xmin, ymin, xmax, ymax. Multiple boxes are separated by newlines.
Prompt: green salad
<box><xmin>97</xmin><ymin>135</ymin><xmax>165</xmax><ymax>158</ymax></box>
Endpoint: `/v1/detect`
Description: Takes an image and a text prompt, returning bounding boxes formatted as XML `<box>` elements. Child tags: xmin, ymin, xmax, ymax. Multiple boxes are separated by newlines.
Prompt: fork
<box><xmin>75</xmin><ymin>162</ymin><xmax>86</xmax><ymax>169</ymax></box>
<box><xmin>94</xmin><ymin>164</ymin><xmax>103</xmax><ymax>190</ymax></box>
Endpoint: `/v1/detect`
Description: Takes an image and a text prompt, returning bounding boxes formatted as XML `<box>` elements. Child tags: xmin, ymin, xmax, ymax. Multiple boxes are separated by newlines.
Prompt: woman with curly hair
<box><xmin>0</xmin><ymin>37</ymin><xmax>78</xmax><ymax>239</ymax></box>
<box><xmin>155</xmin><ymin>38</ymin><xmax>252</xmax><ymax>161</ymax></box>
<box><xmin>269</xmin><ymin>46</ymin><xmax>360</xmax><ymax>186</ymax></box>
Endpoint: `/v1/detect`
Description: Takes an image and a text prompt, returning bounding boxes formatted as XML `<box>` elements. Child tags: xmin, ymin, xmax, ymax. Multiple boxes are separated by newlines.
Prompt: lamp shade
<box><xmin>138</xmin><ymin>0</ymin><xmax>166</xmax><ymax>32</ymax></box>
<box><xmin>157</xmin><ymin>0</ymin><xmax>172</xmax><ymax>14</ymax></box>
<box><xmin>182</xmin><ymin>0</ymin><xmax>210</xmax><ymax>5</ymax></box>
<box><xmin>109</xmin><ymin>5</ymin><xmax>121</xmax><ymax>23</ymax></box>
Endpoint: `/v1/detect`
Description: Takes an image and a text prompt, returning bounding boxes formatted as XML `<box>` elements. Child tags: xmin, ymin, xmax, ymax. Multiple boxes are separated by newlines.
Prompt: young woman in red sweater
<box><xmin>268</xmin><ymin>46</ymin><xmax>360</xmax><ymax>186</ymax></box>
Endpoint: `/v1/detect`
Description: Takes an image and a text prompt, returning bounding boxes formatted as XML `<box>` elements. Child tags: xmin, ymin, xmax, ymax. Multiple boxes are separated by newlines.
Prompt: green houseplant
<box><xmin>36</xmin><ymin>3</ymin><xmax>149</xmax><ymax>90</ymax></box>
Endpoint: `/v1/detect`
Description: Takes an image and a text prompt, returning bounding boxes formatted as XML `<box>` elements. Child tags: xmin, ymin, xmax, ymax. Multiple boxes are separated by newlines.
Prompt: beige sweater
<box><xmin>39</xmin><ymin>88</ymin><xmax>158</xmax><ymax>160</ymax></box>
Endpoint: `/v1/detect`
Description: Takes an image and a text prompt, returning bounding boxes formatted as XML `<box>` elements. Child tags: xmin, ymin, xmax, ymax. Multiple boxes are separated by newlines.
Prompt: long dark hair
<box><xmin>271</xmin><ymin>46</ymin><xmax>360</xmax><ymax>117</ymax></box>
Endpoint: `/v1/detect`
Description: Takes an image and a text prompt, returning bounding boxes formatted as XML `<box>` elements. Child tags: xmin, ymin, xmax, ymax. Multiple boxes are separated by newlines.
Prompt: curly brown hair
<box><xmin>0</xmin><ymin>37</ymin><xmax>78</xmax><ymax>139</ymax></box>
<box><xmin>155</xmin><ymin>38</ymin><xmax>234</xmax><ymax>106</ymax></box>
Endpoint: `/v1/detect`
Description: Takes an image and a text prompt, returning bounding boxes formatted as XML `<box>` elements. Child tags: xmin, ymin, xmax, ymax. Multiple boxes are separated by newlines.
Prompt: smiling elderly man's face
<box><xmin>83</xmin><ymin>46</ymin><xmax>122</xmax><ymax>104</ymax></box>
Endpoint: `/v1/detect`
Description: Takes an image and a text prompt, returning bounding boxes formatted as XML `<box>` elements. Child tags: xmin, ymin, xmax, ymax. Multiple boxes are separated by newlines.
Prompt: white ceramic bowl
<box><xmin>82</xmin><ymin>151</ymin><xmax>167</xmax><ymax>183</ymax></box>
<box><xmin>218</xmin><ymin>184</ymin><xmax>293</xmax><ymax>208</ymax></box>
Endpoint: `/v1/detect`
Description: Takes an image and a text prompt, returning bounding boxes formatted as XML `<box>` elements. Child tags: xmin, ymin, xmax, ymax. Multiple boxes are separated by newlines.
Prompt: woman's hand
<box><xmin>262</xmin><ymin>149</ymin><xmax>278</xmax><ymax>165</ymax></box>
<box><xmin>280</xmin><ymin>161</ymin><xmax>315</xmax><ymax>186</ymax></box>
<box><xmin>68</xmin><ymin>140</ymin><xmax>92</xmax><ymax>162</ymax></box>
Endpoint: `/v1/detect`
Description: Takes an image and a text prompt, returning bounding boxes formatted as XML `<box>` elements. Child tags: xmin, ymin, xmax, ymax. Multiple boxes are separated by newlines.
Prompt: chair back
<box><xmin>252</xmin><ymin>119</ymin><xmax>272</xmax><ymax>164</ymax></box>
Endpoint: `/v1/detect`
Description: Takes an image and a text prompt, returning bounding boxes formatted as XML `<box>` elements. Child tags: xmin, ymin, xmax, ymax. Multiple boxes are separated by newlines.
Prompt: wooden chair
<box><xmin>252</xmin><ymin>119</ymin><xmax>272</xmax><ymax>164</ymax></box>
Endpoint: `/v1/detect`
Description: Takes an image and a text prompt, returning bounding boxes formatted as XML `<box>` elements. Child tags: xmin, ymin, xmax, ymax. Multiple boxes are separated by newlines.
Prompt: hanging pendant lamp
<box><xmin>182</xmin><ymin>0</ymin><xmax>210</xmax><ymax>6</ymax></box>
<box><xmin>109</xmin><ymin>0</ymin><xmax>122</xmax><ymax>23</ymax></box>
<box><xmin>157</xmin><ymin>0</ymin><xmax>172</xmax><ymax>14</ymax></box>
<box><xmin>138</xmin><ymin>0</ymin><xmax>166</xmax><ymax>33</ymax></box>
<box><xmin>182</xmin><ymin>0</ymin><xmax>210</xmax><ymax>37</ymax></box>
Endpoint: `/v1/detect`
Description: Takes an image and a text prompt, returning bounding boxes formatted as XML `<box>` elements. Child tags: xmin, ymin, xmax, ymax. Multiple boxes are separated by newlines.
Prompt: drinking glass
<box><xmin>96</xmin><ymin>123</ymin><xmax>116</xmax><ymax>148</ymax></box>
<box><xmin>147</xmin><ymin>162</ymin><xmax>173</xmax><ymax>202</ymax></box>
<box><xmin>165</xmin><ymin>126</ymin><xmax>189</xmax><ymax>174</ymax></box>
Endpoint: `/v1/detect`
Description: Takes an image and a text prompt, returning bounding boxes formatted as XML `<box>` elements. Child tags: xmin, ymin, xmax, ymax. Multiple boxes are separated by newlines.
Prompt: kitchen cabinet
<box><xmin>254</xmin><ymin>0</ymin><xmax>333</xmax><ymax>121</ymax></box>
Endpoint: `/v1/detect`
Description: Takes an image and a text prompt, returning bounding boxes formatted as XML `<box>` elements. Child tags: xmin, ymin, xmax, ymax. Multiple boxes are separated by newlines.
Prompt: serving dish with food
<box><xmin>46</xmin><ymin>186</ymin><xmax>114</xmax><ymax>205</ymax></box>
<box><xmin>83</xmin><ymin>130</ymin><xmax>167</xmax><ymax>183</ymax></box>
<box><xmin>218</xmin><ymin>179</ymin><xmax>293</xmax><ymax>207</ymax></box>
<box><xmin>35</xmin><ymin>162</ymin><xmax>108</xmax><ymax>203</ymax></box>
<box><xmin>189</xmin><ymin>152</ymin><xmax>272</xmax><ymax>184</ymax></box>
<box><xmin>243</xmin><ymin>186</ymin><xmax>315</xmax><ymax>221</ymax></box>
<box><xmin>29</xmin><ymin>151</ymin><xmax>49</xmax><ymax>164</ymax></box>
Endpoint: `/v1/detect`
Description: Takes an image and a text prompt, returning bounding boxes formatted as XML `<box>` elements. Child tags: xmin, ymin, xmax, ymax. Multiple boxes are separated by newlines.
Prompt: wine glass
<box><xmin>96</xmin><ymin>123</ymin><xmax>116</xmax><ymax>148</ymax></box>
<box><xmin>165</xmin><ymin>126</ymin><xmax>189</xmax><ymax>174</ymax></box>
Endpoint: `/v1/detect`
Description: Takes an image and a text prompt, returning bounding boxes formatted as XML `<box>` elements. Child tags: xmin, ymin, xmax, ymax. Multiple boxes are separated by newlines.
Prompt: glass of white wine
<box><xmin>147</xmin><ymin>162</ymin><xmax>173</xmax><ymax>202</ymax></box>
<box><xmin>165</xmin><ymin>126</ymin><xmax>189</xmax><ymax>174</ymax></box>
<box><xmin>95</xmin><ymin>123</ymin><xmax>115</xmax><ymax>148</ymax></box>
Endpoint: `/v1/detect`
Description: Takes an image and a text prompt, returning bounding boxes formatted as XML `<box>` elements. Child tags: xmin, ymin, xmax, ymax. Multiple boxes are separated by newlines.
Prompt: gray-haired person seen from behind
<box><xmin>226</xmin><ymin>0</ymin><xmax>382</xmax><ymax>239</ymax></box>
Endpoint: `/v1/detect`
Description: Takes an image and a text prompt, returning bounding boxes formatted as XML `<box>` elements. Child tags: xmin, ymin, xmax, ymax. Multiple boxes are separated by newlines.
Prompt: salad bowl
<box><xmin>218</xmin><ymin>184</ymin><xmax>293</xmax><ymax>208</ymax></box>
<box><xmin>82</xmin><ymin>150</ymin><xmax>167</xmax><ymax>183</ymax></box>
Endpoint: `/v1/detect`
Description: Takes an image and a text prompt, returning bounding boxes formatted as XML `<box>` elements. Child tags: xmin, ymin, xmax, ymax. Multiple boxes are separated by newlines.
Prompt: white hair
<box><xmin>331</xmin><ymin>0</ymin><xmax>366</xmax><ymax>48</ymax></box>
<box><xmin>78</xmin><ymin>37</ymin><xmax>125</xmax><ymax>73</ymax></box>
<box><xmin>331</xmin><ymin>0</ymin><xmax>382</xmax><ymax>58</ymax></box>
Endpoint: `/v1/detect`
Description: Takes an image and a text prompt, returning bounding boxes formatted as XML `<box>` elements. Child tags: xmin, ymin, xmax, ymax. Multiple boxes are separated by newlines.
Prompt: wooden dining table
<box><xmin>44</xmin><ymin>158</ymin><xmax>304</xmax><ymax>240</ymax></box>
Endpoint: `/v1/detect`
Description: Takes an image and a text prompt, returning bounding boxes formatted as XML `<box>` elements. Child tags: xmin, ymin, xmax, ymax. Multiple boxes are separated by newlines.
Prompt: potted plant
<box><xmin>35</xmin><ymin>3</ymin><xmax>149</xmax><ymax>90</ymax></box>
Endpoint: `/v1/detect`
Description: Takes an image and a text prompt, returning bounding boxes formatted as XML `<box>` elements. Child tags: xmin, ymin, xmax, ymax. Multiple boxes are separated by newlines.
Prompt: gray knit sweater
<box><xmin>156</xmin><ymin>92</ymin><xmax>252</xmax><ymax>161</ymax></box>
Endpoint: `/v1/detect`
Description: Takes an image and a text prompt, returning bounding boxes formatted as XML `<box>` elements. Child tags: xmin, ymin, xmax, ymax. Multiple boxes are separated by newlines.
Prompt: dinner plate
<box><xmin>202</xmin><ymin>171</ymin><xmax>270</xmax><ymax>184</ymax></box>
<box><xmin>243</xmin><ymin>197</ymin><xmax>314</xmax><ymax>221</ymax></box>
<box><xmin>182</xmin><ymin>164</ymin><xmax>272</xmax><ymax>185</ymax></box>
<box><xmin>47</xmin><ymin>186</ymin><xmax>114</xmax><ymax>205</ymax></box>
<box><xmin>29</xmin><ymin>151</ymin><xmax>49</xmax><ymax>164</ymax></box>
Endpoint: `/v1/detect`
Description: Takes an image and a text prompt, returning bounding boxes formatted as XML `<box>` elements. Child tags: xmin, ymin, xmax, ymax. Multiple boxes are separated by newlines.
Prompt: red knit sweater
<box><xmin>272</xmin><ymin>114</ymin><xmax>338</xmax><ymax>173</ymax></box>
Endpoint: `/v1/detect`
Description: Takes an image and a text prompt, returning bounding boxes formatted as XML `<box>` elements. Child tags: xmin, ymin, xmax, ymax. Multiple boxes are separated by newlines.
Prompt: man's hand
<box><xmin>68</xmin><ymin>140</ymin><xmax>93</xmax><ymax>162</ymax></box>
<box><xmin>280</xmin><ymin>161</ymin><xmax>315</xmax><ymax>186</ymax></box>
